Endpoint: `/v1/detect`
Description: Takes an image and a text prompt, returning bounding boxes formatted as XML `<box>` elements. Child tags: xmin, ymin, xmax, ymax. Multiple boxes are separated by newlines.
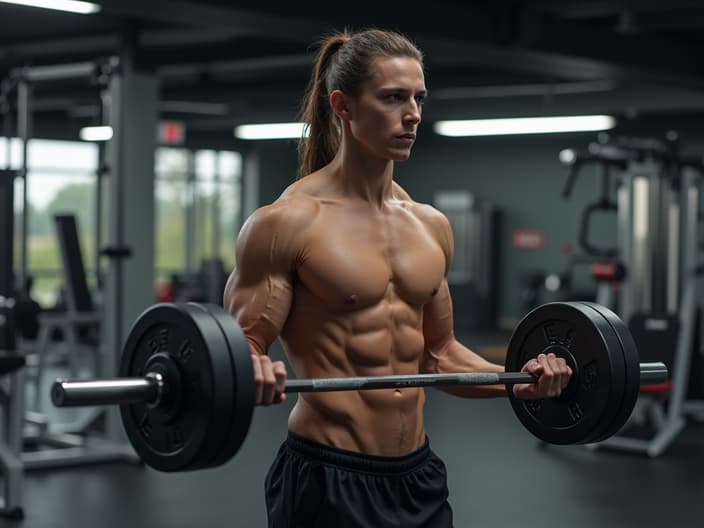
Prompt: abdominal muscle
<box><xmin>282</xmin><ymin>287</ymin><xmax>429</xmax><ymax>456</ymax></box>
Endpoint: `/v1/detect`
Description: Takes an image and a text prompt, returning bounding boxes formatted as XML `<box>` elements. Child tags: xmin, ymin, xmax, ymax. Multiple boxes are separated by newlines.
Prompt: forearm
<box><xmin>421</xmin><ymin>340</ymin><xmax>510</xmax><ymax>398</ymax></box>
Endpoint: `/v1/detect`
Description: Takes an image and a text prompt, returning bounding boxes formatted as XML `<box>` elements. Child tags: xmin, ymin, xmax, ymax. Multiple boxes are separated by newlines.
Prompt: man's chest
<box><xmin>295</xmin><ymin>209</ymin><xmax>447</xmax><ymax>309</ymax></box>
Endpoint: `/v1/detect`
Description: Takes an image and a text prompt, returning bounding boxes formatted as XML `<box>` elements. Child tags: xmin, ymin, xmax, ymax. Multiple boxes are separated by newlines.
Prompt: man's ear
<box><xmin>330</xmin><ymin>90</ymin><xmax>351</xmax><ymax>120</ymax></box>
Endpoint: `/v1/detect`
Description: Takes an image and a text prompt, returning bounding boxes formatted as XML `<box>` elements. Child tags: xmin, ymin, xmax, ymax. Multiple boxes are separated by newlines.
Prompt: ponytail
<box><xmin>297</xmin><ymin>33</ymin><xmax>350</xmax><ymax>179</ymax></box>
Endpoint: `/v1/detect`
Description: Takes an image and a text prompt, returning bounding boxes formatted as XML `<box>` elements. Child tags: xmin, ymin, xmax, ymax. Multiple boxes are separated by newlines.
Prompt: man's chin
<box><xmin>390</xmin><ymin>148</ymin><xmax>413</xmax><ymax>161</ymax></box>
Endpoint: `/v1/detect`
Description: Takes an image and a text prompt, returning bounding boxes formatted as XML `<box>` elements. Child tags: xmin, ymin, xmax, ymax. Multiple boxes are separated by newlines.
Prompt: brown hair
<box><xmin>297</xmin><ymin>28</ymin><xmax>424</xmax><ymax>178</ymax></box>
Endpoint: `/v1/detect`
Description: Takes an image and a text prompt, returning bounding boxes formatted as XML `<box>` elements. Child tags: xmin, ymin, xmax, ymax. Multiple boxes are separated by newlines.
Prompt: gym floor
<box><xmin>9</xmin><ymin>336</ymin><xmax>704</xmax><ymax>528</ymax></box>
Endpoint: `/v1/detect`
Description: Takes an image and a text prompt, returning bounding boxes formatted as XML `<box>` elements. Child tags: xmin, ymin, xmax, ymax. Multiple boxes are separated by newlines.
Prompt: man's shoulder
<box><xmin>246</xmin><ymin>193</ymin><xmax>320</xmax><ymax>235</ymax></box>
<box><xmin>390</xmin><ymin>181</ymin><xmax>450</xmax><ymax>230</ymax></box>
<box><xmin>236</xmin><ymin>195</ymin><xmax>319</xmax><ymax>268</ymax></box>
<box><xmin>405</xmin><ymin>200</ymin><xmax>450</xmax><ymax>231</ymax></box>
<box><xmin>397</xmin><ymin>198</ymin><xmax>452</xmax><ymax>260</ymax></box>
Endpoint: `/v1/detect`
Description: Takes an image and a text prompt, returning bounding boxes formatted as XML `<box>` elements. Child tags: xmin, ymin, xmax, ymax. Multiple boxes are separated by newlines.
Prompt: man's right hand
<box><xmin>251</xmin><ymin>354</ymin><xmax>287</xmax><ymax>405</ymax></box>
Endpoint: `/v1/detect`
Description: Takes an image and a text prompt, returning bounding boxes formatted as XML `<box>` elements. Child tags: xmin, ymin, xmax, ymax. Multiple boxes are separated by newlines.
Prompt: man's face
<box><xmin>347</xmin><ymin>56</ymin><xmax>426</xmax><ymax>162</ymax></box>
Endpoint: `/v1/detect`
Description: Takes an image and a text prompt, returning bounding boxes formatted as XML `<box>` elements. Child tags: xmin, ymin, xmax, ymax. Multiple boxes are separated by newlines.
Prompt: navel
<box><xmin>431</xmin><ymin>287</ymin><xmax>439</xmax><ymax>296</ymax></box>
<box><xmin>345</xmin><ymin>294</ymin><xmax>358</xmax><ymax>305</ymax></box>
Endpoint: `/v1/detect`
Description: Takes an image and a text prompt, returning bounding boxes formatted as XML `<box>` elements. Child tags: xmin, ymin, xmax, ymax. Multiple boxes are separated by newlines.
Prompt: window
<box><xmin>1</xmin><ymin>137</ymin><xmax>99</xmax><ymax>306</ymax></box>
<box><xmin>155</xmin><ymin>147</ymin><xmax>242</xmax><ymax>286</ymax></box>
<box><xmin>155</xmin><ymin>147</ymin><xmax>189</xmax><ymax>281</ymax></box>
<box><xmin>3</xmin><ymin>139</ymin><xmax>243</xmax><ymax>306</ymax></box>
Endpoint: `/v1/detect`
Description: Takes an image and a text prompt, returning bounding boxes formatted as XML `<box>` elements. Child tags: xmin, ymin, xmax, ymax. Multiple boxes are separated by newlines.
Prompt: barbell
<box><xmin>51</xmin><ymin>300</ymin><xmax>668</xmax><ymax>472</ymax></box>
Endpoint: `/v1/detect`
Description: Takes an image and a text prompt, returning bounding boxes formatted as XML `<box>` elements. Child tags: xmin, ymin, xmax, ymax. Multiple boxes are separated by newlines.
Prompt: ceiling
<box><xmin>1</xmin><ymin>0</ymin><xmax>704</xmax><ymax>139</ymax></box>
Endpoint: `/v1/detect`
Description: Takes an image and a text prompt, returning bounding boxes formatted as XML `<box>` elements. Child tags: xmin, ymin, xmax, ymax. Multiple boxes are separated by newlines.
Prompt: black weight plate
<box><xmin>506</xmin><ymin>302</ymin><xmax>627</xmax><ymax>445</ymax></box>
<box><xmin>567</xmin><ymin>302</ymin><xmax>628</xmax><ymax>444</ymax></box>
<box><xmin>579</xmin><ymin>302</ymin><xmax>640</xmax><ymax>443</ymax></box>
<box><xmin>119</xmin><ymin>303</ymin><xmax>236</xmax><ymax>472</ymax></box>
<box><xmin>177</xmin><ymin>303</ymin><xmax>238</xmax><ymax>470</ymax></box>
<box><xmin>191</xmin><ymin>303</ymin><xmax>254</xmax><ymax>469</ymax></box>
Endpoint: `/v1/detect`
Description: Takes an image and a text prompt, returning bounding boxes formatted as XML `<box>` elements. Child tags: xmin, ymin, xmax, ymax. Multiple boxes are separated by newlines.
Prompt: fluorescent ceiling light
<box><xmin>80</xmin><ymin>126</ymin><xmax>113</xmax><ymax>142</ymax></box>
<box><xmin>234</xmin><ymin>122</ymin><xmax>309</xmax><ymax>140</ymax></box>
<box><xmin>0</xmin><ymin>0</ymin><xmax>100</xmax><ymax>13</ymax></box>
<box><xmin>433</xmin><ymin>115</ymin><xmax>616</xmax><ymax>137</ymax></box>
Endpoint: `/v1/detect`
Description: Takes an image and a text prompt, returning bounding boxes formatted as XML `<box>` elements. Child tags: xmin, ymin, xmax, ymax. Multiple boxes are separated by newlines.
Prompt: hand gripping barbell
<box><xmin>51</xmin><ymin>301</ymin><xmax>667</xmax><ymax>472</ymax></box>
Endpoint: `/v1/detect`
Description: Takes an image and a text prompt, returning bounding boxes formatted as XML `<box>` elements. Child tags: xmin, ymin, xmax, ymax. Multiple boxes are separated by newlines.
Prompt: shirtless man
<box><xmin>224</xmin><ymin>28</ymin><xmax>572</xmax><ymax>528</ymax></box>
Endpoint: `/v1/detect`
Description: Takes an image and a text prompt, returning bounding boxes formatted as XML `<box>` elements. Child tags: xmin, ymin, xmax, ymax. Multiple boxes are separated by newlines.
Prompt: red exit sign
<box><xmin>157</xmin><ymin>121</ymin><xmax>185</xmax><ymax>145</ymax></box>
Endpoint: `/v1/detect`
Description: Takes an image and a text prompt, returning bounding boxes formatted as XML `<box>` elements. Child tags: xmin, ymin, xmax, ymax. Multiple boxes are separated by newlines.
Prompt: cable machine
<box><xmin>560</xmin><ymin>133</ymin><xmax>704</xmax><ymax>456</ymax></box>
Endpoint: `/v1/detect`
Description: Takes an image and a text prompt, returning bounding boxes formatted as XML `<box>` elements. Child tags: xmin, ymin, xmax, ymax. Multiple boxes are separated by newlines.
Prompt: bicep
<box><xmin>421</xmin><ymin>210</ymin><xmax>456</xmax><ymax>358</ymax></box>
<box><xmin>421</xmin><ymin>279</ymin><xmax>499</xmax><ymax>375</ymax></box>
<box><xmin>224</xmin><ymin>269</ymin><xmax>293</xmax><ymax>357</ymax></box>
<box><xmin>422</xmin><ymin>279</ymin><xmax>454</xmax><ymax>348</ymax></box>
<box><xmin>223</xmin><ymin>211</ymin><xmax>295</xmax><ymax>356</ymax></box>
<box><xmin>421</xmin><ymin>279</ymin><xmax>455</xmax><ymax>371</ymax></box>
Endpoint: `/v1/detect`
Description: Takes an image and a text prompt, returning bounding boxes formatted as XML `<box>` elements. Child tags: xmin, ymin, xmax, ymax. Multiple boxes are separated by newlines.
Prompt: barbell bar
<box><xmin>52</xmin><ymin>364</ymin><xmax>667</xmax><ymax>408</ymax></box>
<box><xmin>49</xmin><ymin>300</ymin><xmax>669</xmax><ymax>472</ymax></box>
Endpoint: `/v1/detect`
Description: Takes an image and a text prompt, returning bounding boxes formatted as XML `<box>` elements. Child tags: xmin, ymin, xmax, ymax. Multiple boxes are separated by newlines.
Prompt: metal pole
<box><xmin>668</xmin><ymin>168</ymin><xmax>701</xmax><ymax>419</ymax></box>
<box><xmin>16</xmin><ymin>75</ymin><xmax>31</xmax><ymax>293</ymax></box>
<box><xmin>212</xmin><ymin>162</ymin><xmax>221</xmax><ymax>261</ymax></box>
<box><xmin>0</xmin><ymin>171</ymin><xmax>15</xmax><ymax>298</ymax></box>
<box><xmin>617</xmin><ymin>172</ymin><xmax>633</xmax><ymax>320</ymax></box>
<box><xmin>185</xmin><ymin>153</ymin><xmax>195</xmax><ymax>275</ymax></box>
<box><xmin>94</xmin><ymin>87</ymin><xmax>110</xmax><ymax>291</ymax></box>
<box><xmin>95</xmin><ymin>143</ymin><xmax>105</xmax><ymax>291</ymax></box>
<box><xmin>1</xmin><ymin>78</ymin><xmax>12</xmax><ymax>169</ymax></box>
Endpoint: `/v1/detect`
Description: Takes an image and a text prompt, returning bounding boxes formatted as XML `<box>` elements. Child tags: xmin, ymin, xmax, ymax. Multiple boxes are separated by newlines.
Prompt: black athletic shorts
<box><xmin>264</xmin><ymin>431</ymin><xmax>453</xmax><ymax>528</ymax></box>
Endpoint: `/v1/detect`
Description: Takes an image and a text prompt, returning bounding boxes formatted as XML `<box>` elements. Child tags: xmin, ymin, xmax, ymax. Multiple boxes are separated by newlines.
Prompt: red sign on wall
<box><xmin>512</xmin><ymin>229</ymin><xmax>545</xmax><ymax>250</ymax></box>
<box><xmin>157</xmin><ymin>120</ymin><xmax>185</xmax><ymax>145</ymax></box>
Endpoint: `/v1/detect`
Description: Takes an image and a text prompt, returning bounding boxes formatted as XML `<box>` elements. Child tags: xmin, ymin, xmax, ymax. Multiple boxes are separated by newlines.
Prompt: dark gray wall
<box><xmin>255</xmin><ymin>140</ymin><xmax>300</xmax><ymax>204</ymax></box>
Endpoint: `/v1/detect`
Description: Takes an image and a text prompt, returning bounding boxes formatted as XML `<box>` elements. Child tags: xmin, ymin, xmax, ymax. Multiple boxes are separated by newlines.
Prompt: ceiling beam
<box><xmin>157</xmin><ymin>54</ymin><xmax>313</xmax><ymax>82</ymax></box>
<box><xmin>611</xmin><ymin>9</ymin><xmax>704</xmax><ymax>33</ymax></box>
<box><xmin>0</xmin><ymin>34</ymin><xmax>117</xmax><ymax>63</ymax></box>
<box><xmin>415</xmin><ymin>35</ymin><xmax>704</xmax><ymax>91</ymax></box>
<box><xmin>95</xmin><ymin>0</ymin><xmax>330</xmax><ymax>44</ymax></box>
<box><xmin>529</xmin><ymin>0</ymin><xmax>704</xmax><ymax>19</ymax></box>
<box><xmin>528</xmin><ymin>15</ymin><xmax>703</xmax><ymax>74</ymax></box>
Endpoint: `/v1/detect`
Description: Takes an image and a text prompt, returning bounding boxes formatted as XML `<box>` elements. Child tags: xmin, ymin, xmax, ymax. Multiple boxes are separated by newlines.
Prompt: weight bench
<box><xmin>30</xmin><ymin>214</ymin><xmax>103</xmax><ymax>412</ymax></box>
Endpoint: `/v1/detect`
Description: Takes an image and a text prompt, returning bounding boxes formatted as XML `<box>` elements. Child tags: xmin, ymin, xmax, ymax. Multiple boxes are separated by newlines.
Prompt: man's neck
<box><xmin>327</xmin><ymin>145</ymin><xmax>395</xmax><ymax>209</ymax></box>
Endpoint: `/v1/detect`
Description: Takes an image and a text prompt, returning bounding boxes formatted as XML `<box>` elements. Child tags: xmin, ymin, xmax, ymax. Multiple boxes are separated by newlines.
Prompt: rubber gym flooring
<box><xmin>7</xmin><ymin>334</ymin><xmax>704</xmax><ymax>528</ymax></box>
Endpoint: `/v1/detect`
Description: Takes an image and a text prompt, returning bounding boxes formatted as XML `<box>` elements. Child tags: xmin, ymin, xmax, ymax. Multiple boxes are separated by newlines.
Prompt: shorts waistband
<box><xmin>283</xmin><ymin>431</ymin><xmax>431</xmax><ymax>475</ymax></box>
